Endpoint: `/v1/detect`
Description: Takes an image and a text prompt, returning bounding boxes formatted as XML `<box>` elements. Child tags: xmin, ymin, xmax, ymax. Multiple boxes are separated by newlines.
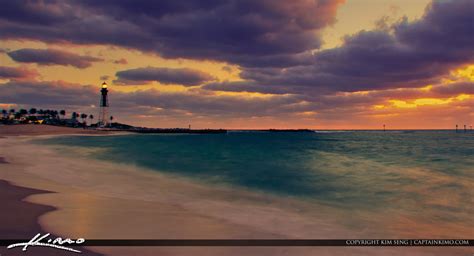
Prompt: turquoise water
<box><xmin>40</xmin><ymin>131</ymin><xmax>473</xmax><ymax>203</ymax></box>
<box><xmin>39</xmin><ymin>131</ymin><xmax>473</xmax><ymax>234</ymax></box>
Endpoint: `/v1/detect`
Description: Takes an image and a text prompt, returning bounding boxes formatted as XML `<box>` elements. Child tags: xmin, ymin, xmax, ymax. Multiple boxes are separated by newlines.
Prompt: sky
<box><xmin>0</xmin><ymin>0</ymin><xmax>472</xmax><ymax>129</ymax></box>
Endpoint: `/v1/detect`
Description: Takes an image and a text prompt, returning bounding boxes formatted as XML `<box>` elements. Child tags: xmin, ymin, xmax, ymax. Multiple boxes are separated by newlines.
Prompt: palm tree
<box><xmin>60</xmin><ymin>110</ymin><xmax>66</xmax><ymax>119</ymax></box>
<box><xmin>19</xmin><ymin>109</ymin><xmax>28</xmax><ymax>116</ymax></box>
<box><xmin>29</xmin><ymin>108</ymin><xmax>37</xmax><ymax>115</ymax></box>
<box><xmin>1</xmin><ymin>109</ymin><xmax>7</xmax><ymax>118</ymax></box>
<box><xmin>110</xmin><ymin>116</ymin><xmax>114</xmax><ymax>122</ymax></box>
<box><xmin>80</xmin><ymin>113</ymin><xmax>88</xmax><ymax>128</ymax></box>
<box><xmin>9</xmin><ymin>109</ymin><xmax>15</xmax><ymax>114</ymax></box>
<box><xmin>52</xmin><ymin>110</ymin><xmax>58</xmax><ymax>119</ymax></box>
<box><xmin>89</xmin><ymin>114</ymin><xmax>94</xmax><ymax>124</ymax></box>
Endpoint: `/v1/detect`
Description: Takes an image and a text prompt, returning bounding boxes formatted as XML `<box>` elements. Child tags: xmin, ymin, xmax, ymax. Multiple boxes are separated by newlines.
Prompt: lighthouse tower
<box><xmin>98</xmin><ymin>82</ymin><xmax>109</xmax><ymax>127</ymax></box>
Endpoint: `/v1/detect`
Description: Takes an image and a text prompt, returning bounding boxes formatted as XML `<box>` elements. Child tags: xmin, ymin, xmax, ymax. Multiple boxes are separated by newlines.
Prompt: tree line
<box><xmin>1</xmin><ymin>107</ymin><xmax>113</xmax><ymax>126</ymax></box>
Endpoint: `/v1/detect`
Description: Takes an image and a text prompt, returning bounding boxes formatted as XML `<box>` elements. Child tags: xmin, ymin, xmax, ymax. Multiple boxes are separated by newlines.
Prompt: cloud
<box><xmin>0</xmin><ymin>0</ymin><xmax>343</xmax><ymax>68</ymax></box>
<box><xmin>0</xmin><ymin>66</ymin><xmax>38</xmax><ymax>80</ymax></box>
<box><xmin>221</xmin><ymin>66</ymin><xmax>232</xmax><ymax>73</ymax></box>
<box><xmin>430</xmin><ymin>82</ymin><xmax>474</xmax><ymax>96</ymax></box>
<box><xmin>100</xmin><ymin>75</ymin><xmax>110</xmax><ymax>81</ymax></box>
<box><xmin>113</xmin><ymin>58</ymin><xmax>128</xmax><ymax>65</ymax></box>
<box><xmin>7</xmin><ymin>48</ymin><xmax>103</xmax><ymax>68</ymax></box>
<box><xmin>0</xmin><ymin>79</ymin><xmax>306</xmax><ymax>118</ymax></box>
<box><xmin>115</xmin><ymin>67</ymin><xmax>214</xmax><ymax>86</ymax></box>
<box><xmin>202</xmin><ymin>80</ymin><xmax>293</xmax><ymax>94</ymax></box>
<box><xmin>232</xmin><ymin>0</ymin><xmax>474</xmax><ymax>93</ymax></box>
<box><xmin>2</xmin><ymin>1</ymin><xmax>471</xmax><ymax>90</ymax></box>
<box><xmin>0</xmin><ymin>80</ymin><xmax>97</xmax><ymax>106</ymax></box>
<box><xmin>114</xmin><ymin>90</ymin><xmax>305</xmax><ymax>117</ymax></box>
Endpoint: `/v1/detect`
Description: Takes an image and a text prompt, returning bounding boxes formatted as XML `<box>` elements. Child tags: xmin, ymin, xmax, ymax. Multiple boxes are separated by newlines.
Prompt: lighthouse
<box><xmin>98</xmin><ymin>81</ymin><xmax>109</xmax><ymax>127</ymax></box>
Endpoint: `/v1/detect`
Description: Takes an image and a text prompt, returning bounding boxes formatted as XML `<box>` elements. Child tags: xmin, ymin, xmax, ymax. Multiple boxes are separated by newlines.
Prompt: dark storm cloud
<box><xmin>0</xmin><ymin>0</ymin><xmax>343</xmax><ymax>68</ymax></box>
<box><xmin>0</xmin><ymin>66</ymin><xmax>38</xmax><ymax>80</ymax></box>
<box><xmin>395</xmin><ymin>0</ymin><xmax>473</xmax><ymax>60</ymax></box>
<box><xmin>115</xmin><ymin>67</ymin><xmax>214</xmax><ymax>86</ymax></box>
<box><xmin>0</xmin><ymin>1</ymin><xmax>73</xmax><ymax>25</ymax></box>
<box><xmin>7</xmin><ymin>48</ymin><xmax>103</xmax><ymax>69</ymax></box>
<box><xmin>232</xmin><ymin>0</ymin><xmax>474</xmax><ymax>93</ymax></box>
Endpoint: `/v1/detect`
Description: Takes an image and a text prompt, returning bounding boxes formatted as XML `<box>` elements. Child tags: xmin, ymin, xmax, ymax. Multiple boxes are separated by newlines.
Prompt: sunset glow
<box><xmin>0</xmin><ymin>0</ymin><xmax>472</xmax><ymax>129</ymax></box>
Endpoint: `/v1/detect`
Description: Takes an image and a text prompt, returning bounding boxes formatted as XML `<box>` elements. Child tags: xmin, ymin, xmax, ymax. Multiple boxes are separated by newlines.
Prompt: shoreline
<box><xmin>0</xmin><ymin>135</ymin><xmax>301</xmax><ymax>255</ymax></box>
<box><xmin>0</xmin><ymin>179</ymin><xmax>103</xmax><ymax>256</ymax></box>
<box><xmin>0</xmin><ymin>124</ymin><xmax>128</xmax><ymax>137</ymax></box>
<box><xmin>0</xmin><ymin>128</ymin><xmax>470</xmax><ymax>255</ymax></box>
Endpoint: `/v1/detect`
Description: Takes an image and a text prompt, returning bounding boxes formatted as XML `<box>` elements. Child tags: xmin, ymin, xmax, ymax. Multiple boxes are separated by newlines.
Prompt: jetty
<box><xmin>129</xmin><ymin>128</ymin><xmax>227</xmax><ymax>134</ymax></box>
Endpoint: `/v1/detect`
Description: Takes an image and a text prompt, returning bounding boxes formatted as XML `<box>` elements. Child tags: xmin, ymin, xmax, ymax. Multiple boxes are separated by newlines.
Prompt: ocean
<box><xmin>38</xmin><ymin>130</ymin><xmax>474</xmax><ymax>238</ymax></box>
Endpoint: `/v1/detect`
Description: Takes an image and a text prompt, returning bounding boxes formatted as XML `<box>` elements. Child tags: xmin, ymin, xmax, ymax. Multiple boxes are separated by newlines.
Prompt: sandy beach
<box><xmin>0</xmin><ymin>125</ymin><xmax>470</xmax><ymax>256</ymax></box>
<box><xmin>0</xmin><ymin>124</ymin><xmax>116</xmax><ymax>136</ymax></box>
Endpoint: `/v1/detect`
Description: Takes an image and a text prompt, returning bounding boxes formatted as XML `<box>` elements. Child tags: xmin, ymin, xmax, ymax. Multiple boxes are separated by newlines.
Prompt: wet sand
<box><xmin>0</xmin><ymin>124</ymin><xmax>116</xmax><ymax>136</ymax></box>
<box><xmin>0</xmin><ymin>179</ymin><xmax>103</xmax><ymax>256</ymax></box>
<box><xmin>0</xmin><ymin>126</ymin><xmax>470</xmax><ymax>255</ymax></box>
